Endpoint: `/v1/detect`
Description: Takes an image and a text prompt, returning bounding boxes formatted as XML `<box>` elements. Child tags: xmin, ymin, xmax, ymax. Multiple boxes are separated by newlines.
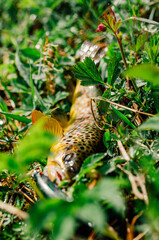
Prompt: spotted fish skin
<box><xmin>46</xmin><ymin>84</ymin><xmax>104</xmax><ymax>182</ymax></box>
<box><xmin>45</xmin><ymin>41</ymin><xmax>106</xmax><ymax>183</ymax></box>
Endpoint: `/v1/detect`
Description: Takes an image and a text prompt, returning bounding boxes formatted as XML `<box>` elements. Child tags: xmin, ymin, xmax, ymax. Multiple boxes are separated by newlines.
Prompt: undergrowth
<box><xmin>0</xmin><ymin>0</ymin><xmax>159</xmax><ymax>239</ymax></box>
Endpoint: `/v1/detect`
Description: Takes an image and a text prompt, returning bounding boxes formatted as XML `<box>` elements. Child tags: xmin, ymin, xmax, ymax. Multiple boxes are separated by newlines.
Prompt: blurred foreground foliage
<box><xmin>0</xmin><ymin>0</ymin><xmax>159</xmax><ymax>239</ymax></box>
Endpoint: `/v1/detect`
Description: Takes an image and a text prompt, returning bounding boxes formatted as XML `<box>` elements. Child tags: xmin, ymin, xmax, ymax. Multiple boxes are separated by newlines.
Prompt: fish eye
<box><xmin>63</xmin><ymin>152</ymin><xmax>76</xmax><ymax>166</ymax></box>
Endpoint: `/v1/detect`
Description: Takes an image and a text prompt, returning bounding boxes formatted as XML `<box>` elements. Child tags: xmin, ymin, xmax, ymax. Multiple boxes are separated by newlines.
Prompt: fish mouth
<box><xmin>43</xmin><ymin>161</ymin><xmax>65</xmax><ymax>185</ymax></box>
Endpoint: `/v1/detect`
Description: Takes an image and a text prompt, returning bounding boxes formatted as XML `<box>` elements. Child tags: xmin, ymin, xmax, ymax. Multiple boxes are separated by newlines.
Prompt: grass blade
<box><xmin>112</xmin><ymin>106</ymin><xmax>136</xmax><ymax>129</ymax></box>
<box><xmin>0</xmin><ymin>111</ymin><xmax>31</xmax><ymax>123</ymax></box>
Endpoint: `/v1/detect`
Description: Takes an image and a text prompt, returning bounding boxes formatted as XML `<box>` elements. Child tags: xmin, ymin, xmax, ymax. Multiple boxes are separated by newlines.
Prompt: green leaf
<box><xmin>29</xmin><ymin>198</ymin><xmax>63</xmax><ymax>233</ymax></box>
<box><xmin>98</xmin><ymin>89</ymin><xmax>111</xmax><ymax>115</ymax></box>
<box><xmin>152</xmin><ymin>88</ymin><xmax>159</xmax><ymax>113</ymax></box>
<box><xmin>15</xmin><ymin>51</ymin><xmax>46</xmax><ymax>110</ymax></box>
<box><xmin>114</xmin><ymin>20</ymin><xmax>121</xmax><ymax>32</ymax></box>
<box><xmin>77</xmin><ymin>203</ymin><xmax>105</xmax><ymax>232</ymax></box>
<box><xmin>124</xmin><ymin>64</ymin><xmax>159</xmax><ymax>86</ymax></box>
<box><xmin>15</xmin><ymin>51</ymin><xmax>30</xmax><ymax>87</ymax></box>
<box><xmin>129</xmin><ymin>44</ymin><xmax>137</xmax><ymax>52</ymax></box>
<box><xmin>20</xmin><ymin>48</ymin><xmax>41</xmax><ymax>61</ymax></box>
<box><xmin>111</xmin><ymin>106</ymin><xmax>136</xmax><ymax>129</ymax></box>
<box><xmin>0</xmin><ymin>111</ymin><xmax>31</xmax><ymax>123</ymax></box>
<box><xmin>0</xmin><ymin>153</ymin><xmax>16</xmax><ymax>172</ymax></box>
<box><xmin>74</xmin><ymin>153</ymin><xmax>106</xmax><ymax>181</ymax></box>
<box><xmin>139</xmin><ymin>115</ymin><xmax>159</xmax><ymax>132</ymax></box>
<box><xmin>88</xmin><ymin>178</ymin><xmax>125</xmax><ymax>213</ymax></box>
<box><xmin>107</xmin><ymin>56</ymin><xmax>120</xmax><ymax>85</ymax></box>
<box><xmin>52</xmin><ymin>91</ymin><xmax>69</xmax><ymax>107</ymax></box>
<box><xmin>136</xmin><ymin>33</ymin><xmax>148</xmax><ymax>51</ymax></box>
<box><xmin>53</xmin><ymin>215</ymin><xmax>76</xmax><ymax>240</ymax></box>
<box><xmin>73</xmin><ymin>57</ymin><xmax>104</xmax><ymax>86</ymax></box>
<box><xmin>15</xmin><ymin>119</ymin><xmax>56</xmax><ymax>168</ymax></box>
<box><xmin>145</xmin><ymin>34</ymin><xmax>159</xmax><ymax>64</ymax></box>
<box><xmin>0</xmin><ymin>97</ymin><xmax>9</xmax><ymax>113</ymax></box>
<box><xmin>103</xmin><ymin>130</ymin><xmax>111</xmax><ymax>148</ymax></box>
<box><xmin>59</xmin><ymin>56</ymin><xmax>75</xmax><ymax>66</ymax></box>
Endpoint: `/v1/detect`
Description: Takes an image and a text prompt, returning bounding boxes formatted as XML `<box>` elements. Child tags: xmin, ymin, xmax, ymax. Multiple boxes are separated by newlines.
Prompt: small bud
<box><xmin>118</xmin><ymin>31</ymin><xmax>122</xmax><ymax>41</ymax></box>
<box><xmin>96</xmin><ymin>23</ymin><xmax>106</xmax><ymax>33</ymax></box>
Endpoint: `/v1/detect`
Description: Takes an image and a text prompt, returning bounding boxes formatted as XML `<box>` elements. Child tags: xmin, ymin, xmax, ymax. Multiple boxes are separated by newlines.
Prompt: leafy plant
<box><xmin>0</xmin><ymin>1</ymin><xmax>159</xmax><ymax>239</ymax></box>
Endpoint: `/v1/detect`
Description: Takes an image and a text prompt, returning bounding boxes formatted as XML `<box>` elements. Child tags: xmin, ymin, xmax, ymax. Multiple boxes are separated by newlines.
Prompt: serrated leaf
<box><xmin>139</xmin><ymin>115</ymin><xmax>159</xmax><ymax>132</ymax></box>
<box><xmin>107</xmin><ymin>56</ymin><xmax>120</xmax><ymax>85</ymax></box>
<box><xmin>0</xmin><ymin>111</ymin><xmax>31</xmax><ymax>123</ymax></box>
<box><xmin>111</xmin><ymin>106</ymin><xmax>136</xmax><ymax>129</ymax></box>
<box><xmin>124</xmin><ymin>64</ymin><xmax>159</xmax><ymax>86</ymax></box>
<box><xmin>136</xmin><ymin>33</ymin><xmax>148</xmax><ymax>51</ymax></box>
<box><xmin>73</xmin><ymin>57</ymin><xmax>104</xmax><ymax>86</ymax></box>
<box><xmin>74</xmin><ymin>153</ymin><xmax>106</xmax><ymax>181</ymax></box>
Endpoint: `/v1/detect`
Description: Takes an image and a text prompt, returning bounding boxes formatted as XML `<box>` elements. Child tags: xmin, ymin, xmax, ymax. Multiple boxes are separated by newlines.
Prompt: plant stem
<box><xmin>115</xmin><ymin>33</ymin><xmax>138</xmax><ymax>91</ymax></box>
<box><xmin>115</xmin><ymin>34</ymin><xmax>128</xmax><ymax>69</ymax></box>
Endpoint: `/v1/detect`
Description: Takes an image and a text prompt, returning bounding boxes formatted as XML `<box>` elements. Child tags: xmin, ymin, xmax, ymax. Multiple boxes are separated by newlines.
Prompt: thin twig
<box><xmin>126</xmin><ymin>212</ymin><xmax>143</xmax><ymax>240</ymax></box>
<box><xmin>92</xmin><ymin>97</ymin><xmax>154</xmax><ymax>117</ymax></box>
<box><xmin>106</xmin><ymin>224</ymin><xmax>122</xmax><ymax>240</ymax></box>
<box><xmin>133</xmin><ymin>229</ymin><xmax>149</xmax><ymax>240</ymax></box>
<box><xmin>117</xmin><ymin>165</ymin><xmax>148</xmax><ymax>204</ymax></box>
<box><xmin>117</xmin><ymin>139</ymin><xmax>130</xmax><ymax>161</ymax></box>
<box><xmin>132</xmin><ymin>102</ymin><xmax>142</xmax><ymax>126</ymax></box>
<box><xmin>90</xmin><ymin>99</ymin><xmax>105</xmax><ymax>131</ymax></box>
<box><xmin>113</xmin><ymin>128</ymin><xmax>130</xmax><ymax>161</ymax></box>
<box><xmin>0</xmin><ymin>200</ymin><xmax>29</xmax><ymax>220</ymax></box>
<box><xmin>19</xmin><ymin>189</ymin><xmax>35</xmax><ymax>204</ymax></box>
<box><xmin>22</xmin><ymin>185</ymin><xmax>37</xmax><ymax>201</ymax></box>
<box><xmin>124</xmin><ymin>17</ymin><xmax>159</xmax><ymax>26</ymax></box>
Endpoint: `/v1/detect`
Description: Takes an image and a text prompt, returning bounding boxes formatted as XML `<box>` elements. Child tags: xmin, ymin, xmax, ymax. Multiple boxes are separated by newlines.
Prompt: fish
<box><xmin>33</xmin><ymin>171</ymin><xmax>66</xmax><ymax>198</ymax></box>
<box><xmin>32</xmin><ymin>41</ymin><xmax>107</xmax><ymax>184</ymax></box>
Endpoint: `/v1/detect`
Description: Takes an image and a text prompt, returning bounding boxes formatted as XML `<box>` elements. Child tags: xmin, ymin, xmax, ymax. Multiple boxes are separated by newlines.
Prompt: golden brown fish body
<box><xmin>45</xmin><ymin>83</ymin><xmax>104</xmax><ymax>183</ymax></box>
<box><xmin>38</xmin><ymin>41</ymin><xmax>107</xmax><ymax>183</ymax></box>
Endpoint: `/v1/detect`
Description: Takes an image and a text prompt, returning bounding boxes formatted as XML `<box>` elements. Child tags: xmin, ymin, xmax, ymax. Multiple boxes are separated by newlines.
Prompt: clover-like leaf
<box><xmin>73</xmin><ymin>57</ymin><xmax>105</xmax><ymax>86</ymax></box>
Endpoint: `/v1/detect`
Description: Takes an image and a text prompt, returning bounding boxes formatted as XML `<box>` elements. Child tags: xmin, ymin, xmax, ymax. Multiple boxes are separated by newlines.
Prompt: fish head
<box><xmin>45</xmin><ymin>147</ymin><xmax>80</xmax><ymax>184</ymax></box>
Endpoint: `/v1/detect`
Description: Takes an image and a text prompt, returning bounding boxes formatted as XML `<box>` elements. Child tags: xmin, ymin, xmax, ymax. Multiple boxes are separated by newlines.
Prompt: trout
<box><xmin>32</xmin><ymin>41</ymin><xmax>106</xmax><ymax>184</ymax></box>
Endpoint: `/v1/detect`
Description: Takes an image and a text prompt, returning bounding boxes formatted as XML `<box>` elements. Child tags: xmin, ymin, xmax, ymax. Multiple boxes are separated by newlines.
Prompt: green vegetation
<box><xmin>0</xmin><ymin>0</ymin><xmax>159</xmax><ymax>239</ymax></box>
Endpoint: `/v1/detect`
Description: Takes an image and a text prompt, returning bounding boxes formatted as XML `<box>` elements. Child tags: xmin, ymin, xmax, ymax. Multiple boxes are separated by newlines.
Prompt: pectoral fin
<box><xmin>31</xmin><ymin>110</ymin><xmax>63</xmax><ymax>138</ymax></box>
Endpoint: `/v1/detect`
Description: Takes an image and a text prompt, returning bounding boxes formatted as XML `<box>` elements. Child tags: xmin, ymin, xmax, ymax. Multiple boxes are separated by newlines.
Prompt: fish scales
<box><xmin>44</xmin><ymin>41</ymin><xmax>106</xmax><ymax>183</ymax></box>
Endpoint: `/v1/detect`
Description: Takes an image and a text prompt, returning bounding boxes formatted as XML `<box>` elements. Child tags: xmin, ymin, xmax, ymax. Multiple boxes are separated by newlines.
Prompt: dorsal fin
<box><xmin>51</xmin><ymin>109</ymin><xmax>69</xmax><ymax>129</ymax></box>
<box><xmin>31</xmin><ymin>110</ymin><xmax>63</xmax><ymax>138</ymax></box>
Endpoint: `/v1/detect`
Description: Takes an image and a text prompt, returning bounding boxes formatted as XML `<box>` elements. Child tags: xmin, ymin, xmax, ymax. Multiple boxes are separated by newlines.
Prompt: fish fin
<box><xmin>51</xmin><ymin>109</ymin><xmax>69</xmax><ymax>129</ymax></box>
<box><xmin>31</xmin><ymin>110</ymin><xmax>63</xmax><ymax>138</ymax></box>
<box><xmin>51</xmin><ymin>142</ymin><xmax>65</xmax><ymax>152</ymax></box>
<box><xmin>31</xmin><ymin>109</ymin><xmax>44</xmax><ymax>124</ymax></box>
